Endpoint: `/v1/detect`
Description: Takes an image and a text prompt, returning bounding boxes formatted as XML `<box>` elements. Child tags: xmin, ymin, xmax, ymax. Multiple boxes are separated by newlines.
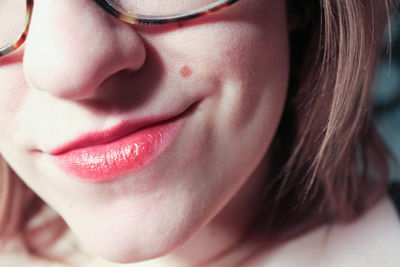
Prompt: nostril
<box><xmin>21</xmin><ymin>0</ymin><xmax>147</xmax><ymax>101</ymax></box>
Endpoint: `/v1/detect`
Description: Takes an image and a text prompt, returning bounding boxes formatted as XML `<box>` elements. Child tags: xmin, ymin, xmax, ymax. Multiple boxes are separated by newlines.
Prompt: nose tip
<box><xmin>23</xmin><ymin>1</ymin><xmax>146</xmax><ymax>100</ymax></box>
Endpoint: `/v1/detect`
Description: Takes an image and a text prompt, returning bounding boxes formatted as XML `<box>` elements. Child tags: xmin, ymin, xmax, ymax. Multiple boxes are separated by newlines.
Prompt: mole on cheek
<box><xmin>179</xmin><ymin>65</ymin><xmax>192</xmax><ymax>78</ymax></box>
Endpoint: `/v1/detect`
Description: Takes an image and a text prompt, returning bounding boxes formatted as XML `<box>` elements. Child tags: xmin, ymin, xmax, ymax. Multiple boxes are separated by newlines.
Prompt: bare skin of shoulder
<box><xmin>245</xmin><ymin>197</ymin><xmax>400</xmax><ymax>267</ymax></box>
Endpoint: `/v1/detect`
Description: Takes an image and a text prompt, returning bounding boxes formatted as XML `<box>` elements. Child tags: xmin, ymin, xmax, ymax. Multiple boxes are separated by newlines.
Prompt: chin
<box><xmin>72</xmin><ymin>221</ymin><xmax>190</xmax><ymax>264</ymax></box>
<box><xmin>62</xmin><ymin>197</ymin><xmax>207</xmax><ymax>264</ymax></box>
<box><xmin>88</xmin><ymin>240</ymin><xmax>176</xmax><ymax>264</ymax></box>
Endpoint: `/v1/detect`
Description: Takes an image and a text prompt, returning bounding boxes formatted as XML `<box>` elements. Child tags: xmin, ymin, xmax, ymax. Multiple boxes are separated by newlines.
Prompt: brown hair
<box><xmin>0</xmin><ymin>0</ymin><xmax>396</xmax><ymax>260</ymax></box>
<box><xmin>252</xmin><ymin>0</ymin><xmax>395</xmax><ymax>239</ymax></box>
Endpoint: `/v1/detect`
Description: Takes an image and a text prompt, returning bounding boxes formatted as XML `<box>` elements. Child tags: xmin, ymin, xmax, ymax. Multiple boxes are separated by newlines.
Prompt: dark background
<box><xmin>374</xmin><ymin>3</ymin><xmax>400</xmax><ymax>180</ymax></box>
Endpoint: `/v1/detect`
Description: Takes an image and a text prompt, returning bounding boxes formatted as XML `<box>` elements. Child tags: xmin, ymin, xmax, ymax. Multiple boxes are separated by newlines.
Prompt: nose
<box><xmin>23</xmin><ymin>0</ymin><xmax>146</xmax><ymax>100</ymax></box>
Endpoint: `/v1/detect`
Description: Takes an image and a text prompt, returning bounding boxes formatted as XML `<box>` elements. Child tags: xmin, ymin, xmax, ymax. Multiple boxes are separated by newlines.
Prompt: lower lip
<box><xmin>52</xmin><ymin>119</ymin><xmax>183</xmax><ymax>182</ymax></box>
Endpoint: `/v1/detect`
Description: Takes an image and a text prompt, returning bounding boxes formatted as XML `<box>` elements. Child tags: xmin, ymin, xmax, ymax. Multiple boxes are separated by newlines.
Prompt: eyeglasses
<box><xmin>0</xmin><ymin>0</ymin><xmax>240</xmax><ymax>57</ymax></box>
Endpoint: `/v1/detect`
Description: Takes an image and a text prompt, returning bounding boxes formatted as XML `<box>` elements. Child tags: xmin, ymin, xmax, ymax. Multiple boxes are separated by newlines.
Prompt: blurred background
<box><xmin>374</xmin><ymin>3</ymin><xmax>400</xmax><ymax>181</ymax></box>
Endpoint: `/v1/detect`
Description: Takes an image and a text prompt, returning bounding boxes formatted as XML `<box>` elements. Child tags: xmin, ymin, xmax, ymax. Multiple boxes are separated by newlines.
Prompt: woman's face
<box><xmin>0</xmin><ymin>0</ymin><xmax>289</xmax><ymax>263</ymax></box>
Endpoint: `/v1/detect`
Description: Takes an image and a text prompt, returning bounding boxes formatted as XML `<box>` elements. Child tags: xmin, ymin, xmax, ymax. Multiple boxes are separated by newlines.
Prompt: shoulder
<box><xmin>0</xmin><ymin>236</ymin><xmax>69</xmax><ymax>267</ymax></box>
<box><xmin>246</xmin><ymin>196</ymin><xmax>400</xmax><ymax>267</ymax></box>
<box><xmin>0</xmin><ymin>237</ymin><xmax>33</xmax><ymax>267</ymax></box>
<box><xmin>321</xmin><ymin>196</ymin><xmax>400</xmax><ymax>267</ymax></box>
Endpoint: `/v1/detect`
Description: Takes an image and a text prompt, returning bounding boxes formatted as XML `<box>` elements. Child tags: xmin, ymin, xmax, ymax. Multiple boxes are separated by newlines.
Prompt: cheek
<box><xmin>0</xmin><ymin>59</ymin><xmax>28</xmax><ymax>133</ymax></box>
<box><xmin>193</xmin><ymin>23</ymin><xmax>289</xmax><ymax>133</ymax></box>
<box><xmin>148</xmin><ymin>7</ymin><xmax>289</xmax><ymax>177</ymax></box>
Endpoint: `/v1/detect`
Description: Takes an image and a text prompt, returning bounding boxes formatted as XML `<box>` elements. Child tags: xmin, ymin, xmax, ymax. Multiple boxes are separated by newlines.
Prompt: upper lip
<box><xmin>49</xmin><ymin>104</ymin><xmax>193</xmax><ymax>156</ymax></box>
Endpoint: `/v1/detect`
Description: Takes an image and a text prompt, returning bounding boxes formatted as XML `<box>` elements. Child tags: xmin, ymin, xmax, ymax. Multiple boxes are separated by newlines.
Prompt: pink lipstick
<box><xmin>51</xmin><ymin>115</ymin><xmax>184</xmax><ymax>182</ymax></box>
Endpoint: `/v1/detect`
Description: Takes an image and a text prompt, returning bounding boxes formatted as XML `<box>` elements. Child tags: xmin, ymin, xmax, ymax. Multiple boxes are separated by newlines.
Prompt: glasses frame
<box><xmin>0</xmin><ymin>0</ymin><xmax>240</xmax><ymax>57</ymax></box>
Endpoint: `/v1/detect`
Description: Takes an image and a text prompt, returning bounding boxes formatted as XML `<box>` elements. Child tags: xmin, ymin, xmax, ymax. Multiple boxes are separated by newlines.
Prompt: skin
<box><xmin>0</xmin><ymin>0</ymin><xmax>289</xmax><ymax>264</ymax></box>
<box><xmin>1</xmin><ymin>1</ymin><xmax>400</xmax><ymax>266</ymax></box>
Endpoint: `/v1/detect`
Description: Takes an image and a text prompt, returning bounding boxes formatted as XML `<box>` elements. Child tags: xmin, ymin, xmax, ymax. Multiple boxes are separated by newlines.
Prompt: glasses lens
<box><xmin>108</xmin><ymin>0</ymin><xmax>223</xmax><ymax>17</ymax></box>
<box><xmin>0</xmin><ymin>0</ymin><xmax>27</xmax><ymax>49</ymax></box>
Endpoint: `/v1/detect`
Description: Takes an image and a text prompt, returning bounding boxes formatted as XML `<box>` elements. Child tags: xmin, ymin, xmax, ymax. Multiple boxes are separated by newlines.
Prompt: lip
<box><xmin>50</xmin><ymin>107</ymin><xmax>191</xmax><ymax>182</ymax></box>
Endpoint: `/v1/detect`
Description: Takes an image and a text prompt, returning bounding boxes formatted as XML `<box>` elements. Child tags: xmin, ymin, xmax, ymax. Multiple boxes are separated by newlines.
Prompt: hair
<box><xmin>0</xmin><ymin>0</ymin><xmax>396</xmax><ymax>261</ymax></box>
<box><xmin>250</xmin><ymin>0</ymin><xmax>396</xmax><ymax>240</ymax></box>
